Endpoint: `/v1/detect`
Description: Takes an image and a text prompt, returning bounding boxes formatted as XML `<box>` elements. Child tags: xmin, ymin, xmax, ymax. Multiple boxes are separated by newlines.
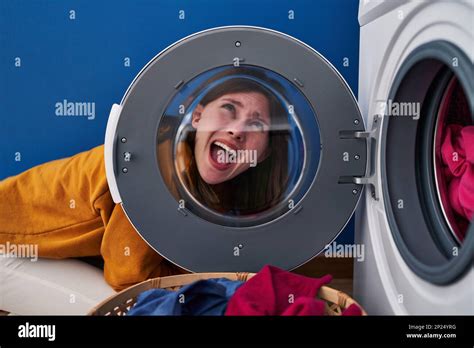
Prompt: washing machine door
<box><xmin>104</xmin><ymin>26</ymin><xmax>368</xmax><ymax>272</ymax></box>
<box><xmin>378</xmin><ymin>41</ymin><xmax>474</xmax><ymax>284</ymax></box>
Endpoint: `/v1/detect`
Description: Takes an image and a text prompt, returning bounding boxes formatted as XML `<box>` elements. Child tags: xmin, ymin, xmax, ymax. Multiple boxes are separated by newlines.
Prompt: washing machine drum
<box><xmin>104</xmin><ymin>26</ymin><xmax>367</xmax><ymax>272</ymax></box>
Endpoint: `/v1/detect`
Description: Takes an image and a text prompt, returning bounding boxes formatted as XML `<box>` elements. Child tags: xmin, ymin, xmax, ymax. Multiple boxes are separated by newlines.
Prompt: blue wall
<box><xmin>0</xmin><ymin>0</ymin><xmax>360</xmax><ymax>243</ymax></box>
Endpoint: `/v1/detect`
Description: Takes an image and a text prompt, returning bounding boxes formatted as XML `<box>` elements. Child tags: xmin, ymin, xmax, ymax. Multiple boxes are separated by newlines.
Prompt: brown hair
<box><xmin>180</xmin><ymin>69</ymin><xmax>290</xmax><ymax>215</ymax></box>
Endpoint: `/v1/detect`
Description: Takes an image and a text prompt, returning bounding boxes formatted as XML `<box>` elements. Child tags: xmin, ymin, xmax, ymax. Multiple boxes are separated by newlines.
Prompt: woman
<box><xmin>0</xmin><ymin>69</ymin><xmax>291</xmax><ymax>314</ymax></box>
<box><xmin>174</xmin><ymin>76</ymin><xmax>290</xmax><ymax>216</ymax></box>
<box><xmin>0</xmin><ymin>149</ymin><xmax>186</xmax><ymax>304</ymax></box>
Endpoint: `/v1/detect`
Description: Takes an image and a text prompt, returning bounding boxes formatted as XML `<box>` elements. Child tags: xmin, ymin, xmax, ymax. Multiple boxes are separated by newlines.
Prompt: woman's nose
<box><xmin>226</xmin><ymin>121</ymin><xmax>246</xmax><ymax>142</ymax></box>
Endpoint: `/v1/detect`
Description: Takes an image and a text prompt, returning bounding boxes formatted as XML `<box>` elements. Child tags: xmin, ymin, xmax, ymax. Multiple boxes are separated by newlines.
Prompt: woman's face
<box><xmin>192</xmin><ymin>92</ymin><xmax>271</xmax><ymax>184</ymax></box>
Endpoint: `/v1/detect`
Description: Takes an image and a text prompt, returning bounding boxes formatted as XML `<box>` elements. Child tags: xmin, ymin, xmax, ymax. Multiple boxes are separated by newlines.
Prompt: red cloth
<box><xmin>441</xmin><ymin>125</ymin><xmax>474</xmax><ymax>232</ymax></box>
<box><xmin>225</xmin><ymin>265</ymin><xmax>362</xmax><ymax>316</ymax></box>
<box><xmin>281</xmin><ymin>297</ymin><xmax>326</xmax><ymax>316</ymax></box>
<box><xmin>342</xmin><ymin>303</ymin><xmax>363</xmax><ymax>316</ymax></box>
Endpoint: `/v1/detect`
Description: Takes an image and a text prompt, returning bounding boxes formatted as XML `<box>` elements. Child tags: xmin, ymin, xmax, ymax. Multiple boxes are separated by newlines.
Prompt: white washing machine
<box><xmin>354</xmin><ymin>0</ymin><xmax>474</xmax><ymax>314</ymax></box>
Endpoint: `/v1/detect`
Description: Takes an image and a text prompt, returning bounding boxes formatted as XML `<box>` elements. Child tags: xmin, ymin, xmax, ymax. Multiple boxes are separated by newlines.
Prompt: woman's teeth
<box><xmin>213</xmin><ymin>141</ymin><xmax>236</xmax><ymax>156</ymax></box>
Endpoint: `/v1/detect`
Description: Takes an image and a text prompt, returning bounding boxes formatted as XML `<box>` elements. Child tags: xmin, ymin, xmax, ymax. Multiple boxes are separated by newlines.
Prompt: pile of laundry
<box><xmin>440</xmin><ymin>124</ymin><xmax>474</xmax><ymax>238</ymax></box>
<box><xmin>127</xmin><ymin>265</ymin><xmax>362</xmax><ymax>316</ymax></box>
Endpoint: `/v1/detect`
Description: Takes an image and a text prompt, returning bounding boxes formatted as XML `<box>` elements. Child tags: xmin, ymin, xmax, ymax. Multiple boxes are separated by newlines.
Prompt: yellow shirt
<box><xmin>0</xmin><ymin>145</ymin><xmax>187</xmax><ymax>291</ymax></box>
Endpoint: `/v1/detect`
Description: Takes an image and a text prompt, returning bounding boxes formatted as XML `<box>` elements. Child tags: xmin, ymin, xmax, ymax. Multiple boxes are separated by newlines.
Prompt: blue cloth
<box><xmin>127</xmin><ymin>278</ymin><xmax>243</xmax><ymax>316</ymax></box>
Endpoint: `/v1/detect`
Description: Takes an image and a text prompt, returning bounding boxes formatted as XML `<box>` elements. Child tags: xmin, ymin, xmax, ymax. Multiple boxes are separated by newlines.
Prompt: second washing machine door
<box><xmin>381</xmin><ymin>41</ymin><xmax>474</xmax><ymax>284</ymax></box>
<box><xmin>105</xmin><ymin>26</ymin><xmax>368</xmax><ymax>272</ymax></box>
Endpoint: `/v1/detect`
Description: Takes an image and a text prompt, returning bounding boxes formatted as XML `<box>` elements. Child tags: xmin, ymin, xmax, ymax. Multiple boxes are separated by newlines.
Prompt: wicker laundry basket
<box><xmin>88</xmin><ymin>272</ymin><xmax>367</xmax><ymax>316</ymax></box>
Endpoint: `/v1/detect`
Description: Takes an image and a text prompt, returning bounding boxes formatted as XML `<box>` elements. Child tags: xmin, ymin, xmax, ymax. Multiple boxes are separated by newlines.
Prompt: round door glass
<box><xmin>157</xmin><ymin>65</ymin><xmax>321</xmax><ymax>227</ymax></box>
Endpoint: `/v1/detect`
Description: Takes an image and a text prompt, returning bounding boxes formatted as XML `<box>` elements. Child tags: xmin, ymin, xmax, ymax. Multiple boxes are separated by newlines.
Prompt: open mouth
<box><xmin>209</xmin><ymin>140</ymin><xmax>237</xmax><ymax>170</ymax></box>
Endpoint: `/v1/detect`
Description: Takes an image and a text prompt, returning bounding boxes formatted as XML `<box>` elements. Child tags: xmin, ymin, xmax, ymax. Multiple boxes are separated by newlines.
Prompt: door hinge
<box><xmin>339</xmin><ymin>115</ymin><xmax>381</xmax><ymax>200</ymax></box>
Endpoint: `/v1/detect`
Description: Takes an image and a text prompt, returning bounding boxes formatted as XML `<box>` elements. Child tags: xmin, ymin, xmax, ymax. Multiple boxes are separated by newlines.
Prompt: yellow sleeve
<box><xmin>0</xmin><ymin>145</ymin><xmax>186</xmax><ymax>291</ymax></box>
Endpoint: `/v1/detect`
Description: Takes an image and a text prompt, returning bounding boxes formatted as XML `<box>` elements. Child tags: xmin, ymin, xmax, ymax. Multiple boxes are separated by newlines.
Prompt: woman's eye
<box><xmin>222</xmin><ymin>103</ymin><xmax>235</xmax><ymax>113</ymax></box>
<box><xmin>250</xmin><ymin>121</ymin><xmax>265</xmax><ymax>132</ymax></box>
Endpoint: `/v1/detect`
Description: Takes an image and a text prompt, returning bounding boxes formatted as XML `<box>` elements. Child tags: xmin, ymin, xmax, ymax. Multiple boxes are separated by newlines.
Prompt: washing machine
<box><xmin>354</xmin><ymin>0</ymin><xmax>474</xmax><ymax>314</ymax></box>
<box><xmin>104</xmin><ymin>26</ymin><xmax>369</xmax><ymax>275</ymax></box>
<box><xmin>103</xmin><ymin>17</ymin><xmax>472</xmax><ymax>315</ymax></box>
